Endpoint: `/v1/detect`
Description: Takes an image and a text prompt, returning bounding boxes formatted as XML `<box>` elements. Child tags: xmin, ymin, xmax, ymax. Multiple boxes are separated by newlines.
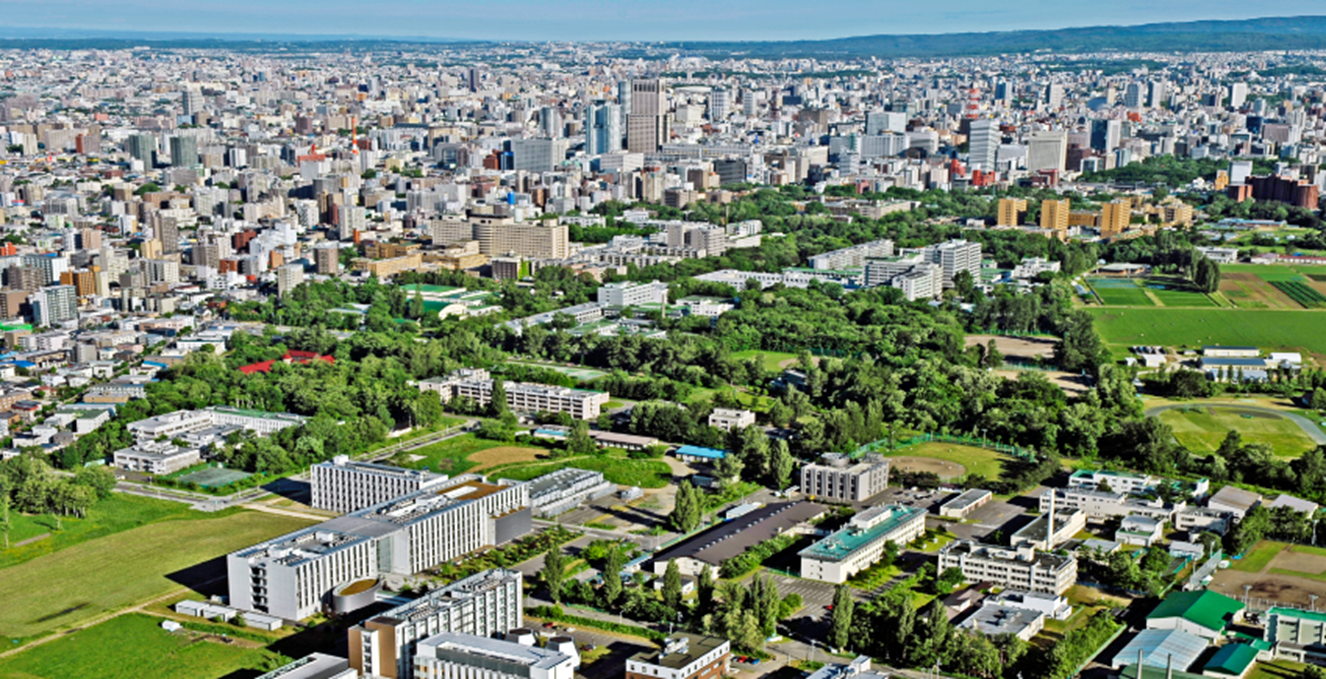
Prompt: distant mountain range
<box><xmin>4</xmin><ymin>16</ymin><xmax>1326</xmax><ymax>58</ymax></box>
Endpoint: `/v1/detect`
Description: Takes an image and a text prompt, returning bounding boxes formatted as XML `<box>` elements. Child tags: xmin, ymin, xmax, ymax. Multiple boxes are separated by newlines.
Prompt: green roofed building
<box><xmin>1147</xmin><ymin>590</ymin><xmax>1245</xmax><ymax>640</ymax></box>
<box><xmin>1201</xmin><ymin>643</ymin><xmax>1259</xmax><ymax>679</ymax></box>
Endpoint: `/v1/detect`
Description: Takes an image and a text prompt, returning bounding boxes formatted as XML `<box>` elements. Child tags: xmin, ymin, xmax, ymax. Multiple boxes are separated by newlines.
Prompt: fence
<box><xmin>852</xmin><ymin>432</ymin><xmax>1036</xmax><ymax>462</ymax></box>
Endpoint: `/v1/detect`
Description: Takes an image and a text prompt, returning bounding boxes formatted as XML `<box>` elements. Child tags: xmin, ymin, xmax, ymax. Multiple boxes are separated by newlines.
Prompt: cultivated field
<box><xmin>1157</xmin><ymin>407</ymin><xmax>1318</xmax><ymax>458</ymax></box>
<box><xmin>884</xmin><ymin>442</ymin><xmax>1007</xmax><ymax>481</ymax></box>
<box><xmin>0</xmin><ymin>511</ymin><xmax>314</xmax><ymax>642</ymax></box>
<box><xmin>1085</xmin><ymin>277</ymin><xmax>1218</xmax><ymax>308</ymax></box>
<box><xmin>1087</xmin><ymin>308</ymin><xmax>1326</xmax><ymax>358</ymax></box>
<box><xmin>1212</xmin><ymin>541</ymin><xmax>1326</xmax><ymax>609</ymax></box>
<box><xmin>0</xmin><ymin>613</ymin><xmax>275</xmax><ymax>679</ymax></box>
<box><xmin>467</xmin><ymin>446</ymin><xmax>547</xmax><ymax>471</ymax></box>
<box><xmin>1220</xmin><ymin>267</ymin><xmax>1326</xmax><ymax>310</ymax></box>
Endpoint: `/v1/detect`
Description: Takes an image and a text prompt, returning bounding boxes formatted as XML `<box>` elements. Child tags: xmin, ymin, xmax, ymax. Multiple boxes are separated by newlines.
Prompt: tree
<box><xmin>567</xmin><ymin>420</ymin><xmax>597</xmax><ymax>456</ymax></box>
<box><xmin>696</xmin><ymin>564</ymin><xmax>716</xmax><ymax>619</ymax></box>
<box><xmin>1054</xmin><ymin>310</ymin><xmax>1109</xmax><ymax>375</ymax></box>
<box><xmin>770</xmin><ymin>440</ymin><xmax>795</xmax><ymax>490</ymax></box>
<box><xmin>1194</xmin><ymin>255</ymin><xmax>1221</xmax><ymax>293</ymax></box>
<box><xmin>984</xmin><ymin>339</ymin><xmax>1004</xmax><ymax>369</ymax></box>
<box><xmin>661</xmin><ymin>559</ymin><xmax>683</xmax><ymax>611</ymax></box>
<box><xmin>601</xmin><ymin>545</ymin><xmax>624</xmax><ymax>608</ymax></box>
<box><xmin>541</xmin><ymin>545</ymin><xmax>565</xmax><ymax>604</ymax></box>
<box><xmin>1312</xmin><ymin>388</ymin><xmax>1326</xmax><ymax>412</ymax></box>
<box><xmin>714</xmin><ymin>451</ymin><xmax>745</xmax><ymax>485</ymax></box>
<box><xmin>0</xmin><ymin>495</ymin><xmax>9</xmax><ymax>549</ymax></box>
<box><xmin>830</xmin><ymin>584</ymin><xmax>854</xmax><ymax>651</ymax></box>
<box><xmin>73</xmin><ymin>465</ymin><xmax>117</xmax><ymax>500</ymax></box>
<box><xmin>668</xmin><ymin>480</ymin><xmax>703</xmax><ymax>533</ymax></box>
<box><xmin>489</xmin><ymin>379</ymin><xmax>509</xmax><ymax>417</ymax></box>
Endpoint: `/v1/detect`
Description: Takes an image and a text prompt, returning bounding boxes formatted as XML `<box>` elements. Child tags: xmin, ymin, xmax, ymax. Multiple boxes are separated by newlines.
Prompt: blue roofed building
<box><xmin>674</xmin><ymin>445</ymin><xmax>726</xmax><ymax>463</ymax></box>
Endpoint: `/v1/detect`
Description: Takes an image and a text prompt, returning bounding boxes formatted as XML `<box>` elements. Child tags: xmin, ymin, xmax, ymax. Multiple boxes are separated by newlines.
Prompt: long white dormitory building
<box><xmin>413</xmin><ymin>633</ymin><xmax>576</xmax><ymax>679</ymax></box>
<box><xmin>227</xmin><ymin>475</ymin><xmax>530</xmax><ymax>621</ymax></box>
<box><xmin>126</xmin><ymin>405</ymin><xmax>308</xmax><ymax>440</ymax></box>
<box><xmin>418</xmin><ymin>368</ymin><xmax>610</xmax><ymax>420</ymax></box>
<box><xmin>311</xmin><ymin>455</ymin><xmax>452</xmax><ymax>514</ymax></box>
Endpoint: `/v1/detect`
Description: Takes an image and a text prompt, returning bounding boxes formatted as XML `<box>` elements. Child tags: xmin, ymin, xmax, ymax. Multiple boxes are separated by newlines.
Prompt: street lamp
<box><xmin>1244</xmin><ymin>585</ymin><xmax>1252</xmax><ymax>606</ymax></box>
<box><xmin>1312</xmin><ymin>595</ymin><xmax>1319</xmax><ymax>612</ymax></box>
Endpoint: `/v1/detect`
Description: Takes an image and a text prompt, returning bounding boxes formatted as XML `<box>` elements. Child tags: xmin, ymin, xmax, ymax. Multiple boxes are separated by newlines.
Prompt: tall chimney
<box><xmin>1167</xmin><ymin>653</ymin><xmax>1173</xmax><ymax>679</ymax></box>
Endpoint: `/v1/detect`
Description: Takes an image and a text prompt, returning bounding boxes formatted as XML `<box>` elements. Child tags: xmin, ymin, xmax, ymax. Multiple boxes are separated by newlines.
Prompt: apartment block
<box><xmin>627</xmin><ymin>636</ymin><xmax>730</xmax><ymax>679</ymax></box>
<box><xmin>1040</xmin><ymin>199</ymin><xmax>1070</xmax><ymax>231</ymax></box>
<box><xmin>227</xmin><ymin>478</ymin><xmax>530</xmax><ymax>620</ymax></box>
<box><xmin>310</xmin><ymin>454</ymin><xmax>451</xmax><ymax>514</ymax></box>
<box><xmin>997</xmin><ymin>199</ymin><xmax>1027</xmax><ymax>227</ymax></box>
<box><xmin>413</xmin><ymin>633</ymin><xmax>575</xmax><ymax>679</ymax></box>
<box><xmin>799</xmin><ymin>504</ymin><xmax>926</xmax><ymax>583</ymax></box>
<box><xmin>800</xmin><ymin>454</ymin><xmax>890</xmax><ymax>503</ymax></box>
<box><xmin>423</xmin><ymin>369</ymin><xmax>609</xmax><ymax>420</ymax></box>
<box><xmin>349</xmin><ymin>569</ymin><xmax>523</xmax><ymax>679</ymax></box>
<box><xmin>937</xmin><ymin>541</ymin><xmax>1078</xmax><ymax>595</ymax></box>
<box><xmin>598</xmin><ymin>280</ymin><xmax>669</xmax><ymax>307</ymax></box>
<box><xmin>808</xmin><ymin>239</ymin><xmax>895</xmax><ymax>270</ymax></box>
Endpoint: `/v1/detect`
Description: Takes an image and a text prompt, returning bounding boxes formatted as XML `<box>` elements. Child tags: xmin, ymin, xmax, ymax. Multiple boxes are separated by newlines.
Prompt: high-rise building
<box><xmin>708</xmin><ymin>88</ymin><xmax>730</xmax><ymax>121</ymax></box>
<box><xmin>1027</xmin><ymin>131</ymin><xmax>1068</xmax><ymax>173</ymax></box>
<box><xmin>156</xmin><ymin>216</ymin><xmax>181</xmax><ymax>254</ymax></box>
<box><xmin>1040</xmin><ymin>199</ymin><xmax>1070</xmax><ymax>232</ymax></box>
<box><xmin>339</xmin><ymin>205</ymin><xmax>366</xmax><ymax>240</ymax></box>
<box><xmin>584</xmin><ymin>102</ymin><xmax>622</xmax><ymax>156</ymax></box>
<box><xmin>126</xmin><ymin>134</ymin><xmax>156</xmax><ymax>167</ymax></box>
<box><xmin>538</xmin><ymin>106</ymin><xmax>561</xmax><ymax>138</ymax></box>
<box><xmin>911</xmin><ymin>239</ymin><xmax>983</xmax><ymax>288</ymax></box>
<box><xmin>865</xmin><ymin>111</ymin><xmax>906</xmax><ymax>135</ymax></box>
<box><xmin>1090</xmin><ymin>119</ymin><xmax>1122</xmax><ymax>153</ymax></box>
<box><xmin>627</xmin><ymin>79</ymin><xmax>669</xmax><ymax>153</ymax></box>
<box><xmin>1230</xmin><ymin>82</ymin><xmax>1249</xmax><ymax>109</ymax></box>
<box><xmin>276</xmin><ymin>263</ymin><xmax>304</xmax><ymax>297</ymax></box>
<box><xmin>169</xmin><ymin>136</ymin><xmax>198</xmax><ymax>167</ymax></box>
<box><xmin>314</xmin><ymin>244</ymin><xmax>340</xmax><ymax>275</ymax></box>
<box><xmin>968</xmin><ymin>119</ymin><xmax>999</xmax><ymax>171</ymax></box>
<box><xmin>30</xmin><ymin>284</ymin><xmax>77</xmax><ymax>326</ymax></box>
<box><xmin>144</xmin><ymin>258</ymin><xmax>180</xmax><ymax>286</ymax></box>
<box><xmin>1100</xmin><ymin>200</ymin><xmax>1132</xmax><ymax>236</ymax></box>
<box><xmin>1146</xmin><ymin>81</ymin><xmax>1168</xmax><ymax>109</ymax></box>
<box><xmin>505</xmin><ymin>138</ymin><xmax>555</xmax><ymax>173</ymax></box>
<box><xmin>1124</xmin><ymin>83</ymin><xmax>1144</xmax><ymax>109</ymax></box>
<box><xmin>181</xmin><ymin>89</ymin><xmax>205</xmax><ymax>117</ymax></box>
<box><xmin>997</xmin><ymin>198</ymin><xmax>1027</xmax><ymax>227</ymax></box>
<box><xmin>1043</xmin><ymin>83</ymin><xmax>1065</xmax><ymax>110</ymax></box>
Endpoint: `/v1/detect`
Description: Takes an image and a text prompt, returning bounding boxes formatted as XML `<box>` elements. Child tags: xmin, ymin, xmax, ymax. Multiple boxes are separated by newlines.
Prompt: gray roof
<box><xmin>652</xmin><ymin>501</ymin><xmax>825</xmax><ymax>567</ymax></box>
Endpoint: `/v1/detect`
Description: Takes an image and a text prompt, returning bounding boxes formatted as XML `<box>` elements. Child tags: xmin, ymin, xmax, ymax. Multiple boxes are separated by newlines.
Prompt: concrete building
<box><xmin>30</xmin><ymin>284</ymin><xmax>77</xmax><ymax>326</ymax></box>
<box><xmin>1207</xmin><ymin>486</ymin><xmax>1261</xmax><ymax>520</ymax></box>
<box><xmin>432</xmin><ymin>214</ymin><xmax>569</xmax><ymax>260</ymax></box>
<box><xmin>799</xmin><ymin>504</ymin><xmax>926</xmax><ymax>583</ymax></box>
<box><xmin>987</xmin><ymin>589</ymin><xmax>1072</xmax><ymax>620</ymax></box>
<box><xmin>413</xmin><ymin>633</ymin><xmax>575</xmax><ymax>679</ymax></box>
<box><xmin>439</xmin><ymin>372</ymin><xmax>609</xmax><ymax>420</ymax></box>
<box><xmin>1267</xmin><ymin>607</ymin><xmax>1326</xmax><ymax>666</ymax></box>
<box><xmin>707</xmin><ymin>408</ymin><xmax>755</xmax><ymax>431</ymax></box>
<box><xmin>597</xmin><ymin>280</ymin><xmax>669</xmax><ymax>307</ymax></box>
<box><xmin>809</xmin><ymin>239</ymin><xmax>894</xmax><ymax>270</ymax></box>
<box><xmin>1038</xmin><ymin>488</ymin><xmax>1181</xmax><ymax>523</ymax></box>
<box><xmin>252</xmin><ymin>654</ymin><xmax>355</xmax><ymax>679</ymax></box>
<box><xmin>128</xmin><ymin>406</ymin><xmax>306</xmax><ymax>441</ymax></box>
<box><xmin>626</xmin><ymin>635</ymin><xmax>730</xmax><ymax>679</ymax></box>
<box><xmin>958</xmin><ymin>603</ymin><xmax>1046</xmax><ymax>641</ymax></box>
<box><xmin>315</xmin><ymin>244</ymin><xmax>341</xmax><ymax>275</ymax></box>
<box><xmin>650</xmin><ymin>501</ymin><xmax>825</xmax><ymax>576</ymax></box>
<box><xmin>525</xmin><ymin>468</ymin><xmax>615</xmax><ymax>517</ymax></box>
<box><xmin>997</xmin><ymin>198</ymin><xmax>1027</xmax><ymax>227</ymax></box>
<box><xmin>800</xmin><ymin>454</ymin><xmax>890</xmax><ymax>504</ymax></box>
<box><xmin>903</xmin><ymin>239</ymin><xmax>982</xmax><ymax>288</ymax></box>
<box><xmin>937</xmin><ymin>541</ymin><xmax>1078</xmax><ymax>595</ymax></box>
<box><xmin>1117</xmin><ymin>515</ymin><xmax>1166</xmax><ymax>547</ymax></box>
<box><xmin>349</xmin><ymin>569</ymin><xmax>523</xmax><ymax>679</ymax></box>
<box><xmin>1068</xmin><ymin>469</ymin><xmax>1161</xmax><ymax>495</ymax></box>
<box><xmin>1040</xmin><ymin>199</ymin><xmax>1070</xmax><ymax>231</ymax></box>
<box><xmin>1027</xmin><ymin>130</ymin><xmax>1068</xmax><ymax>173</ymax></box>
<box><xmin>940</xmin><ymin>489</ymin><xmax>993</xmax><ymax>519</ymax></box>
<box><xmin>310</xmin><ymin>455</ymin><xmax>451</xmax><ymax>514</ymax></box>
<box><xmin>112</xmin><ymin>440</ymin><xmax>202</xmax><ymax>475</ymax></box>
<box><xmin>626</xmin><ymin>79</ymin><xmax>669</xmax><ymax>154</ymax></box>
<box><xmin>227</xmin><ymin>477</ymin><xmax>530</xmax><ymax>620</ymax></box>
<box><xmin>1011</xmin><ymin>508</ymin><xmax>1086</xmax><ymax>551</ymax></box>
<box><xmin>276</xmin><ymin>263</ymin><xmax>305</xmax><ymax>297</ymax></box>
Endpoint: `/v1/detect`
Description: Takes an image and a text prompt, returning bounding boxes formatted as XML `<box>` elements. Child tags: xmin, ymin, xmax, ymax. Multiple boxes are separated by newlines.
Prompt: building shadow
<box><xmin>262</xmin><ymin>477</ymin><xmax>311</xmax><ymax>504</ymax></box>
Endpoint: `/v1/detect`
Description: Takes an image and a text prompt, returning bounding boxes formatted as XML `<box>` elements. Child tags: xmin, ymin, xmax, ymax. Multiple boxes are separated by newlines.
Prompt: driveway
<box><xmin>1144</xmin><ymin>403</ymin><xmax>1326</xmax><ymax>445</ymax></box>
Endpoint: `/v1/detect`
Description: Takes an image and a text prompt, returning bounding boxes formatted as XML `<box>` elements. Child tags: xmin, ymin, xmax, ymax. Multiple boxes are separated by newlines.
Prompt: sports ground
<box><xmin>1155</xmin><ymin>406</ymin><xmax>1319</xmax><ymax>458</ymax></box>
<box><xmin>1087</xmin><ymin>307</ymin><xmax>1326</xmax><ymax>357</ymax></box>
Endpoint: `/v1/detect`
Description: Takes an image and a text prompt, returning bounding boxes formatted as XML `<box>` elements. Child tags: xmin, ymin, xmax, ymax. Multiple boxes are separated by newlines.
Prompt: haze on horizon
<box><xmin>8</xmin><ymin>0</ymin><xmax>1326</xmax><ymax>43</ymax></box>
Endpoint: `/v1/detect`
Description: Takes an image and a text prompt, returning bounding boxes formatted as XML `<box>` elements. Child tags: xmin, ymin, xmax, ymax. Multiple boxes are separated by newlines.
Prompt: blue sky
<box><xmin>7</xmin><ymin>0</ymin><xmax>1326</xmax><ymax>41</ymax></box>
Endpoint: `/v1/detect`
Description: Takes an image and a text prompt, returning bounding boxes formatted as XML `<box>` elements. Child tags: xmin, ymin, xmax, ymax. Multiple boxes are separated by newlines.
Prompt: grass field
<box><xmin>1087</xmin><ymin>277</ymin><xmax>1217</xmax><ymax>308</ymax></box>
<box><xmin>505</xmin><ymin>360</ymin><xmax>607</xmax><ymax>380</ymax></box>
<box><xmin>491</xmin><ymin>454</ymin><xmax>672</xmax><ymax>488</ymax></box>
<box><xmin>1092</xmin><ymin>285</ymin><xmax>1154</xmax><ymax>306</ymax></box>
<box><xmin>390</xmin><ymin>433</ymin><xmax>543</xmax><ymax>474</ymax></box>
<box><xmin>1</xmin><ymin>494</ymin><xmax>229</xmax><ymax>570</ymax></box>
<box><xmin>0</xmin><ymin>511</ymin><xmax>314</xmax><ymax>642</ymax></box>
<box><xmin>0</xmin><ymin>613</ymin><xmax>278</xmax><ymax>679</ymax></box>
<box><xmin>1157</xmin><ymin>408</ymin><xmax>1317</xmax><ymax>458</ymax></box>
<box><xmin>884</xmin><ymin>442</ymin><xmax>1007</xmax><ymax>481</ymax></box>
<box><xmin>1249</xmin><ymin>659</ymin><xmax>1308</xmax><ymax>679</ymax></box>
<box><xmin>1230</xmin><ymin>540</ymin><xmax>1286</xmax><ymax>572</ymax></box>
<box><xmin>1150</xmin><ymin>286</ymin><xmax>1218</xmax><ymax>307</ymax></box>
<box><xmin>1087</xmin><ymin>308</ymin><xmax>1326</xmax><ymax>356</ymax></box>
<box><xmin>731</xmin><ymin>350</ymin><xmax>800</xmax><ymax>372</ymax></box>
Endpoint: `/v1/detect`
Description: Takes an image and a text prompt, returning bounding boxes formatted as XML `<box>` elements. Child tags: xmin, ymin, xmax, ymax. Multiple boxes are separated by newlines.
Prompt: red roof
<box><xmin>238</xmin><ymin>351</ymin><xmax>334</xmax><ymax>375</ymax></box>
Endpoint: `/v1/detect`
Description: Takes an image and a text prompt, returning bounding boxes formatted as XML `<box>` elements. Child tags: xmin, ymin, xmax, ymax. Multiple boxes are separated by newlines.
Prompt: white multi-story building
<box><xmin>800</xmin><ymin>454</ymin><xmax>890</xmax><ymax>504</ymax></box>
<box><xmin>937</xmin><ymin>541</ymin><xmax>1078</xmax><ymax>595</ymax></box>
<box><xmin>310</xmin><ymin>455</ymin><xmax>451</xmax><ymax>514</ymax></box>
<box><xmin>799</xmin><ymin>504</ymin><xmax>926</xmax><ymax>583</ymax></box>
<box><xmin>128</xmin><ymin>406</ymin><xmax>307</xmax><ymax>441</ymax></box>
<box><xmin>707</xmin><ymin>408</ymin><xmax>755</xmax><ymax>431</ymax></box>
<box><xmin>112</xmin><ymin>440</ymin><xmax>202</xmax><ymax>475</ymax></box>
<box><xmin>227</xmin><ymin>477</ymin><xmax>530</xmax><ymax>621</ymax></box>
<box><xmin>426</xmin><ymin>370</ymin><xmax>609</xmax><ymax>420</ymax></box>
<box><xmin>597</xmin><ymin>280</ymin><xmax>669</xmax><ymax>307</ymax></box>
<box><xmin>1038</xmin><ymin>488</ymin><xmax>1181</xmax><ymax>523</ymax></box>
<box><xmin>626</xmin><ymin>635</ymin><xmax>731</xmax><ymax>679</ymax></box>
<box><xmin>808</xmin><ymin>239</ymin><xmax>894</xmax><ymax>270</ymax></box>
<box><xmin>525</xmin><ymin>468</ymin><xmax>615</xmax><ymax>517</ymax></box>
<box><xmin>904</xmin><ymin>239</ymin><xmax>982</xmax><ymax>288</ymax></box>
<box><xmin>349</xmin><ymin>569</ymin><xmax>524</xmax><ymax>679</ymax></box>
<box><xmin>413</xmin><ymin>633</ymin><xmax>575</xmax><ymax>679</ymax></box>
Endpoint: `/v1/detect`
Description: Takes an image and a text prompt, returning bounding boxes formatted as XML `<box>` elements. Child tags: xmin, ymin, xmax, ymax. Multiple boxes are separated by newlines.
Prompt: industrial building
<box><xmin>349</xmin><ymin>569</ymin><xmax>524</xmax><ymax>679</ymax></box>
<box><xmin>799</xmin><ymin>504</ymin><xmax>926</xmax><ymax>583</ymax></box>
<box><xmin>800</xmin><ymin>454</ymin><xmax>890</xmax><ymax>504</ymax></box>
<box><xmin>1145</xmin><ymin>590</ymin><xmax>1244</xmax><ymax>640</ymax></box>
<box><xmin>650</xmin><ymin>501</ymin><xmax>825</xmax><ymax>576</ymax></box>
<box><xmin>937</xmin><ymin>541</ymin><xmax>1078</xmax><ymax>595</ymax></box>
<box><xmin>413</xmin><ymin>633</ymin><xmax>576</xmax><ymax>679</ymax></box>
<box><xmin>626</xmin><ymin>635</ymin><xmax>731</xmax><ymax>679</ymax></box>
<box><xmin>227</xmin><ymin>476</ymin><xmax>530</xmax><ymax>621</ymax></box>
<box><xmin>310</xmin><ymin>455</ymin><xmax>451</xmax><ymax>514</ymax></box>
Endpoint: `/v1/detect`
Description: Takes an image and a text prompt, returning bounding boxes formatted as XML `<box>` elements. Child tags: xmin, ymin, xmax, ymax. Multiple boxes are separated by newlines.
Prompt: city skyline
<box><xmin>6</xmin><ymin>2</ymin><xmax>1326</xmax><ymax>42</ymax></box>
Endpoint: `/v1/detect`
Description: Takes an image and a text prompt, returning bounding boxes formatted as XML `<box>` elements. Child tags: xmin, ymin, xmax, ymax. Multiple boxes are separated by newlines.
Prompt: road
<box><xmin>1144</xmin><ymin>402</ymin><xmax>1326</xmax><ymax>445</ymax></box>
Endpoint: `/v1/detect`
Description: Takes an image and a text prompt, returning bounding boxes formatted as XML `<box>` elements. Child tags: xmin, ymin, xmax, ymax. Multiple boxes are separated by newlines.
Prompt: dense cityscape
<box><xmin>8</xmin><ymin>15</ymin><xmax>1326</xmax><ymax>679</ymax></box>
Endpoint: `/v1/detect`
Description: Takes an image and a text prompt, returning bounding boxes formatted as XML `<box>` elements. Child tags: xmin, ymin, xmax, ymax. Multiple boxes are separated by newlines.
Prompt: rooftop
<box><xmin>1111</xmin><ymin>628</ymin><xmax>1209</xmax><ymax>671</ymax></box>
<box><xmin>418</xmin><ymin>632</ymin><xmax>571</xmax><ymax>671</ymax></box>
<box><xmin>631</xmin><ymin>635</ymin><xmax>729</xmax><ymax>670</ymax></box>
<box><xmin>1147</xmin><ymin>590</ymin><xmax>1244</xmax><ymax>633</ymax></box>
<box><xmin>653</xmin><ymin>501</ymin><xmax>825</xmax><ymax>567</ymax></box>
<box><xmin>958</xmin><ymin>603</ymin><xmax>1044</xmax><ymax>637</ymax></box>
<box><xmin>1203</xmin><ymin>643</ymin><xmax>1258</xmax><ymax>676</ymax></box>
<box><xmin>800</xmin><ymin>505</ymin><xmax>922</xmax><ymax>562</ymax></box>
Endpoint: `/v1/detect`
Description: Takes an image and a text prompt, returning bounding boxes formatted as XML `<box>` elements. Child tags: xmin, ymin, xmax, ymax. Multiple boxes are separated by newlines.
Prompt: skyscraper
<box><xmin>339</xmin><ymin>205</ymin><xmax>366</xmax><ymax>241</ymax></box>
<box><xmin>708</xmin><ymin>88</ymin><xmax>730</xmax><ymax>121</ymax></box>
<box><xmin>1230</xmin><ymin>82</ymin><xmax>1248</xmax><ymax>109</ymax></box>
<box><xmin>627</xmin><ymin>79</ymin><xmax>668</xmax><ymax>153</ymax></box>
<box><xmin>169</xmin><ymin>136</ymin><xmax>198</xmax><ymax>167</ymax></box>
<box><xmin>538</xmin><ymin>106</ymin><xmax>561</xmax><ymax>138</ymax></box>
<box><xmin>1124</xmin><ymin>83</ymin><xmax>1144</xmax><ymax>109</ymax></box>
<box><xmin>1090</xmin><ymin>119</ymin><xmax>1122</xmax><ymax>153</ymax></box>
<box><xmin>30</xmin><ymin>284</ymin><xmax>77</xmax><ymax>327</ymax></box>
<box><xmin>968</xmin><ymin>119</ymin><xmax>999</xmax><ymax>172</ymax></box>
<box><xmin>181</xmin><ymin>89</ymin><xmax>205</xmax><ymax>117</ymax></box>
<box><xmin>126</xmin><ymin>134</ymin><xmax>156</xmax><ymax>167</ymax></box>
<box><xmin>584</xmin><ymin>101</ymin><xmax>622</xmax><ymax>156</ymax></box>
<box><xmin>1146</xmin><ymin>81</ymin><xmax>1168</xmax><ymax>109</ymax></box>
<box><xmin>1043</xmin><ymin>83</ymin><xmax>1065</xmax><ymax>110</ymax></box>
<box><xmin>1027</xmin><ymin>131</ymin><xmax>1068</xmax><ymax>173</ymax></box>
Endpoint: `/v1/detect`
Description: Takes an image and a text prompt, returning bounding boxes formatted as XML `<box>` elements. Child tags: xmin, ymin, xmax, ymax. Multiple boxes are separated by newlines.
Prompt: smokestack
<box><xmin>1167</xmin><ymin>653</ymin><xmax>1173</xmax><ymax>679</ymax></box>
<box><xmin>1138</xmin><ymin>649</ymin><xmax>1144</xmax><ymax>679</ymax></box>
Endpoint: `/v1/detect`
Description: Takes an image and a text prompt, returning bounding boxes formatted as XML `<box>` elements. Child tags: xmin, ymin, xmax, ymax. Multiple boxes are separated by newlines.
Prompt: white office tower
<box><xmin>584</xmin><ymin>102</ymin><xmax>623</xmax><ymax>156</ymax></box>
<box><xmin>310</xmin><ymin>455</ymin><xmax>450</xmax><ymax>514</ymax></box>
<box><xmin>539</xmin><ymin>106</ymin><xmax>561</xmax><ymax>138</ymax></box>
<box><xmin>708</xmin><ymin>88</ymin><xmax>731</xmax><ymax>121</ymax></box>
<box><xmin>1044</xmin><ymin>83</ymin><xmax>1065</xmax><ymax>109</ymax></box>
<box><xmin>1146</xmin><ymin>80</ymin><xmax>1168</xmax><ymax>109</ymax></box>
<box><xmin>1124</xmin><ymin>82</ymin><xmax>1143</xmax><ymax>109</ymax></box>
<box><xmin>31</xmin><ymin>284</ymin><xmax>78</xmax><ymax>326</ymax></box>
<box><xmin>866</xmin><ymin>111</ymin><xmax>907</xmax><ymax>135</ymax></box>
<box><xmin>339</xmin><ymin>205</ymin><xmax>366</xmax><ymax>240</ymax></box>
<box><xmin>742</xmin><ymin>89</ymin><xmax>758</xmax><ymax>117</ymax></box>
<box><xmin>1230</xmin><ymin>82</ymin><xmax>1248</xmax><ymax>109</ymax></box>
<box><xmin>627</xmin><ymin>79</ymin><xmax>669</xmax><ymax>153</ymax></box>
<box><xmin>968</xmin><ymin>119</ymin><xmax>999</xmax><ymax>171</ymax></box>
<box><xmin>1027</xmin><ymin>130</ymin><xmax>1068</xmax><ymax>173</ymax></box>
<box><xmin>413</xmin><ymin>633</ymin><xmax>575</xmax><ymax>679</ymax></box>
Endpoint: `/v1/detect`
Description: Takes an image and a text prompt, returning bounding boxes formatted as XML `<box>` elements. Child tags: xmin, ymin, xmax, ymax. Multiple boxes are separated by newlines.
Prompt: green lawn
<box><xmin>0</xmin><ymin>613</ymin><xmax>279</xmax><ymax>679</ymax></box>
<box><xmin>1230</xmin><ymin>540</ymin><xmax>1286</xmax><ymax>572</ymax></box>
<box><xmin>731</xmin><ymin>350</ymin><xmax>800</xmax><ymax>372</ymax></box>
<box><xmin>491</xmin><ymin>454</ymin><xmax>672</xmax><ymax>488</ymax></box>
<box><xmin>885</xmin><ymin>441</ymin><xmax>1008</xmax><ymax>481</ymax></box>
<box><xmin>1249</xmin><ymin>659</ymin><xmax>1307</xmax><ymax>679</ymax></box>
<box><xmin>1149</xmin><ymin>287</ymin><xmax>1217</xmax><ymax>307</ymax></box>
<box><xmin>1087</xmin><ymin>308</ymin><xmax>1326</xmax><ymax>355</ymax></box>
<box><xmin>1</xmin><ymin>494</ymin><xmax>225</xmax><ymax>570</ymax></box>
<box><xmin>1157</xmin><ymin>408</ymin><xmax>1317</xmax><ymax>458</ymax></box>
<box><xmin>1093</xmin><ymin>286</ymin><xmax>1155</xmax><ymax>307</ymax></box>
<box><xmin>0</xmin><ymin>511</ymin><xmax>314</xmax><ymax>642</ymax></box>
<box><xmin>389</xmin><ymin>433</ymin><xmax>540</xmax><ymax>474</ymax></box>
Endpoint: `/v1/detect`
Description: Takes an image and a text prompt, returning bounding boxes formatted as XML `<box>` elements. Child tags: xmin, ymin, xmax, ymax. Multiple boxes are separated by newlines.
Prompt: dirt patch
<box><xmin>1211</xmin><ymin>567</ymin><xmax>1326</xmax><ymax>609</ymax></box>
<box><xmin>1223</xmin><ymin>273</ymin><xmax>1260</xmax><ymax>282</ymax></box>
<box><xmin>966</xmin><ymin>334</ymin><xmax>1057</xmax><ymax>360</ymax></box>
<box><xmin>994</xmin><ymin>369</ymin><xmax>1092</xmax><ymax>395</ymax></box>
<box><xmin>1270</xmin><ymin>549</ymin><xmax>1326</xmax><ymax>576</ymax></box>
<box><xmin>891</xmin><ymin>455</ymin><xmax>967</xmax><ymax>480</ymax></box>
<box><xmin>468</xmin><ymin>446</ymin><xmax>546</xmax><ymax>471</ymax></box>
<box><xmin>777</xmin><ymin>356</ymin><xmax>820</xmax><ymax>369</ymax></box>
